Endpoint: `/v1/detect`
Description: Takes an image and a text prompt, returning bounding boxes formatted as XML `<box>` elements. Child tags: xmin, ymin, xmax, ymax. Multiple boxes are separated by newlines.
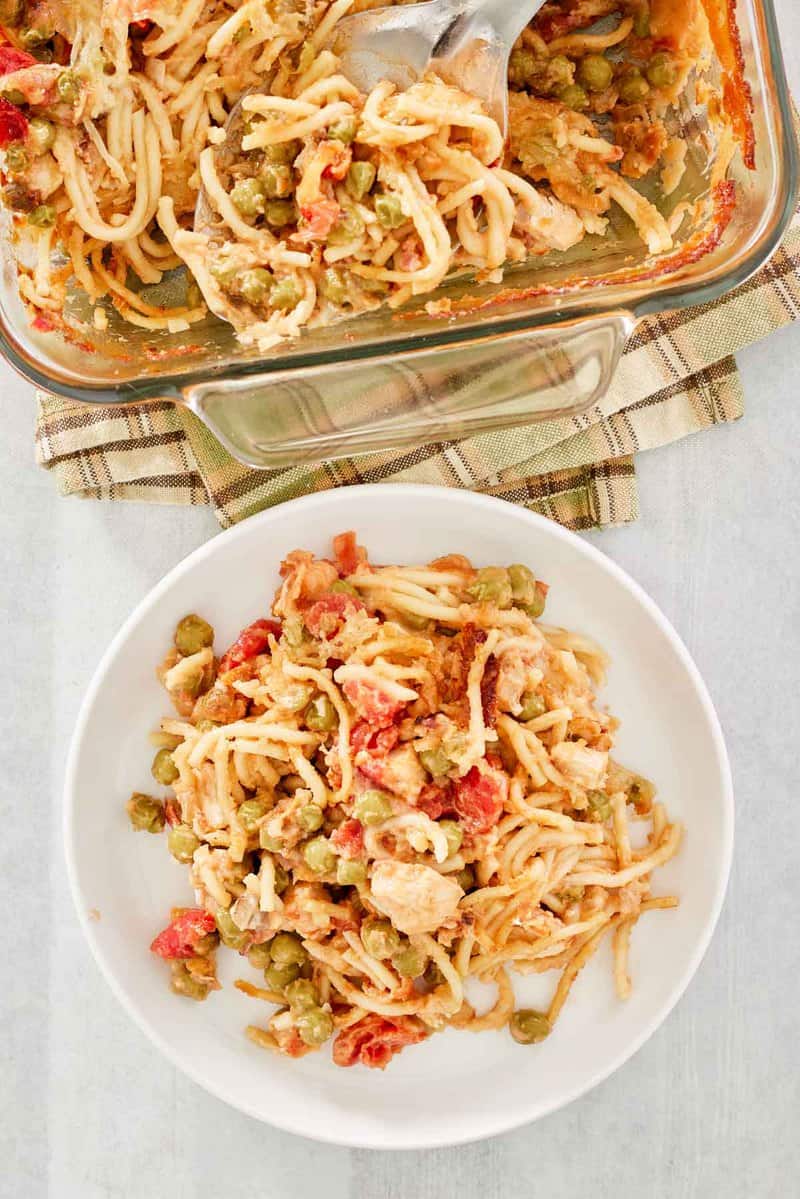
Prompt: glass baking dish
<box><xmin>0</xmin><ymin>0</ymin><xmax>795</xmax><ymax>469</ymax></box>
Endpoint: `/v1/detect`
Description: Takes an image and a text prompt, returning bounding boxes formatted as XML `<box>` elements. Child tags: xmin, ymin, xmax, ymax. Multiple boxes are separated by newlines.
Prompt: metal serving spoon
<box><xmin>332</xmin><ymin>0</ymin><xmax>549</xmax><ymax>136</ymax></box>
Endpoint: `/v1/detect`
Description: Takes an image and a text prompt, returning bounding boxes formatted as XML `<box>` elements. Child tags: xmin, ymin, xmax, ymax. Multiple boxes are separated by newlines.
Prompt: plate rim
<box><xmin>63</xmin><ymin>483</ymin><xmax>735</xmax><ymax>1150</ymax></box>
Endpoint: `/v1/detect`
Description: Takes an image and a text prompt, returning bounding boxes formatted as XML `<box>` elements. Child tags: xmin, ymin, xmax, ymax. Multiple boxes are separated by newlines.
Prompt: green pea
<box><xmin>174</xmin><ymin>613</ymin><xmax>214</xmax><ymax>656</ymax></box>
<box><xmin>230</xmin><ymin>176</ymin><xmax>266</xmax><ymax>217</ymax></box>
<box><xmin>329</xmin><ymin>579</ymin><xmax>358</xmax><ymax>596</ymax></box>
<box><xmin>346</xmin><ymin>160</ymin><xmax>376</xmax><ymax>200</ymax></box>
<box><xmin>247</xmin><ymin>942</ymin><xmax>273</xmax><ymax>969</ymax></box>
<box><xmin>438</xmin><ymin>819</ymin><xmax>463</xmax><ymax>858</ymax></box>
<box><xmin>237</xmin><ymin>798</ymin><xmax>269</xmax><ymax>832</ymax></box>
<box><xmin>262</xmin><ymin>138</ymin><xmax>300</xmax><ymax>165</ymax></box>
<box><xmin>329</xmin><ymin>116</ymin><xmax>356</xmax><ymax>143</ymax></box>
<box><xmin>507</xmin><ymin>563</ymin><xmax>537</xmax><ymax>607</ymax></box>
<box><xmin>196</xmin><ymin>718</ymin><xmax>220</xmax><ymax>733</ymax></box>
<box><xmin>5</xmin><ymin>143</ymin><xmax>27</xmax><ymax>173</ymax></box>
<box><xmin>151</xmin><ymin>748</ymin><xmax>179</xmax><ymax>785</ymax></box>
<box><xmin>519</xmin><ymin>692</ymin><xmax>546</xmax><ymax>721</ymax></box>
<box><xmin>215</xmin><ymin>906</ymin><xmax>249</xmax><ymax>950</ymax></box>
<box><xmin>261</xmin><ymin>163</ymin><xmax>293</xmax><ymax>198</ymax></box>
<box><xmin>264</xmin><ymin>959</ymin><xmax>301</xmax><ymax>989</ymax></box>
<box><xmin>586</xmin><ymin>790</ymin><xmax>611</xmax><ymax>821</ymax></box>
<box><xmin>547</xmin><ymin>55</ymin><xmax>574</xmax><ymax>93</ymax></box>
<box><xmin>318</xmin><ymin>266</ymin><xmax>348</xmax><ymax>304</ymax></box>
<box><xmin>27</xmin><ymin>204</ymin><xmax>56</xmax><ymax>228</ymax></box>
<box><xmin>455</xmin><ymin>864</ymin><xmax>475</xmax><ymax>891</ymax></box>
<box><xmin>239</xmin><ymin>267</ymin><xmax>273</xmax><ymax>305</ymax></box>
<box><xmin>56</xmin><ymin>70</ymin><xmax>80</xmax><ymax>103</ymax></box>
<box><xmin>618</xmin><ymin>71</ymin><xmax>650</xmax><ymax>104</ymax></box>
<box><xmin>577</xmin><ymin>53</ymin><xmax>613</xmax><ymax>93</ymax></box>
<box><xmin>296</xmin><ymin>1005</ymin><xmax>333</xmax><ymax>1046</ymax></box>
<box><xmin>270</xmin><ymin>932</ymin><xmax>307</xmax><ymax>965</ymax></box>
<box><xmin>208</xmin><ymin>259</ymin><xmax>239</xmax><ymax>288</ymax></box>
<box><xmin>303</xmin><ymin>835</ymin><xmax>336</xmax><ymax>874</ymax></box>
<box><xmin>274</xmin><ymin>861</ymin><xmax>289</xmax><ymax>894</ymax></box>
<box><xmin>558</xmin><ymin>84</ymin><xmax>589</xmax><ymax>111</ymax></box>
<box><xmin>646</xmin><ymin>51</ymin><xmax>678</xmax><ymax>89</ymax></box>
<box><xmin>27</xmin><ymin>117</ymin><xmax>55</xmax><ymax>155</ymax></box>
<box><xmin>259</xmin><ymin>829</ymin><xmax>283</xmax><ymax>851</ymax></box>
<box><xmin>392</xmin><ymin>943</ymin><xmax>425</xmax><ymax>978</ymax></box>
<box><xmin>286</xmin><ymin>978</ymin><xmax>319</xmax><ymax>1010</ymax></box>
<box><xmin>167</xmin><ymin>824</ymin><xmax>200</xmax><ymax>862</ymax></box>
<box><xmin>170</xmin><ymin>961</ymin><xmax>211</xmax><ymax>1001</ymax></box>
<box><xmin>417</xmin><ymin>746</ymin><xmax>453</xmax><ymax>778</ymax></box>
<box><xmin>401</xmin><ymin>610</ymin><xmax>431</xmax><ymax>630</ymax></box>
<box><xmin>270</xmin><ymin>276</ymin><xmax>302</xmax><ymax>310</ymax></box>
<box><xmin>509</xmin><ymin>1009</ymin><xmax>551</xmax><ymax>1044</ymax></box>
<box><xmin>353</xmin><ymin>789</ymin><xmax>393</xmax><ymax>826</ymax></box>
<box><xmin>507</xmin><ymin>46</ymin><xmax>539</xmax><ymax>88</ymax></box>
<box><xmin>327</xmin><ymin>209</ymin><xmax>365</xmax><ymax>245</ymax></box>
<box><xmin>521</xmin><ymin>587</ymin><xmax>546</xmax><ymax>620</ymax></box>
<box><xmin>361</xmin><ymin>917</ymin><xmax>401</xmax><ymax>960</ymax></box>
<box><xmin>374</xmin><ymin>193</ymin><xmax>405</xmax><ymax>229</ymax></box>
<box><xmin>304</xmin><ymin>694</ymin><xmax>338</xmax><ymax>732</ymax></box>
<box><xmin>467</xmin><ymin>567</ymin><xmax>512</xmax><ymax>608</ymax></box>
<box><xmin>126</xmin><ymin>792</ymin><xmax>165</xmax><ymax>834</ymax></box>
<box><xmin>264</xmin><ymin>199</ymin><xmax>297</xmax><ymax>226</ymax></box>
<box><xmin>150</xmin><ymin>732</ymin><xmax>181</xmax><ymax>752</ymax></box>
<box><xmin>336</xmin><ymin>859</ymin><xmax>367</xmax><ymax>886</ymax></box>
<box><xmin>296</xmin><ymin>804</ymin><xmax>323</xmax><ymax>833</ymax></box>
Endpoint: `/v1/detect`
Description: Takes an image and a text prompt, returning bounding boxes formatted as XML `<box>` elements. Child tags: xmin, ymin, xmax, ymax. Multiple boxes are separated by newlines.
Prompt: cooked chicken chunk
<box><xmin>369</xmin><ymin>862</ymin><xmax>463</xmax><ymax>935</ymax></box>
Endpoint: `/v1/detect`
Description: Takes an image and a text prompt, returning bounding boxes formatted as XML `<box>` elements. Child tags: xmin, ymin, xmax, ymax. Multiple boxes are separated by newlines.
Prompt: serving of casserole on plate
<box><xmin>65</xmin><ymin>486</ymin><xmax>733</xmax><ymax>1147</ymax></box>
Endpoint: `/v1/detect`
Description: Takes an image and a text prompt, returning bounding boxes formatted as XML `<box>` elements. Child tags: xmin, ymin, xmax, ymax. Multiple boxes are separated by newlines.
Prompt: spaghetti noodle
<box><xmin>0</xmin><ymin>0</ymin><xmax>731</xmax><ymax>347</ymax></box>
<box><xmin>130</xmin><ymin>531</ymin><xmax>682</xmax><ymax>1069</ymax></box>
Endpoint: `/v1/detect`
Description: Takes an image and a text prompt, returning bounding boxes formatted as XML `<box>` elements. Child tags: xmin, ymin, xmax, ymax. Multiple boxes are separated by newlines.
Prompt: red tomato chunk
<box><xmin>332</xmin><ymin>1014</ymin><xmax>427</xmax><ymax>1069</ymax></box>
<box><xmin>453</xmin><ymin>761</ymin><xmax>507</xmax><ymax>833</ymax></box>
<box><xmin>218</xmin><ymin>618</ymin><xmax>281</xmax><ymax>674</ymax></box>
<box><xmin>150</xmin><ymin>909</ymin><xmax>216</xmax><ymax>960</ymax></box>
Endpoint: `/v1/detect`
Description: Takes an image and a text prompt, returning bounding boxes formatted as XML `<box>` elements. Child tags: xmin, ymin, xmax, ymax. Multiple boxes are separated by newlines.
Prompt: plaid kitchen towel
<box><xmin>34</xmin><ymin>205</ymin><xmax>800</xmax><ymax>531</ymax></box>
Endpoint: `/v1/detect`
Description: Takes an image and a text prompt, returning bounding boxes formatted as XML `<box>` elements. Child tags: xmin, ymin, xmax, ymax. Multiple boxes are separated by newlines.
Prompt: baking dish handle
<box><xmin>182</xmin><ymin>310</ymin><xmax>636</xmax><ymax>469</ymax></box>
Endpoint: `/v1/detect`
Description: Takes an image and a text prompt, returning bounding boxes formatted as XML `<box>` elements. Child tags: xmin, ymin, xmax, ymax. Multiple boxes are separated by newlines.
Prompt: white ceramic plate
<box><xmin>65</xmin><ymin>485</ymin><xmax>733</xmax><ymax>1150</ymax></box>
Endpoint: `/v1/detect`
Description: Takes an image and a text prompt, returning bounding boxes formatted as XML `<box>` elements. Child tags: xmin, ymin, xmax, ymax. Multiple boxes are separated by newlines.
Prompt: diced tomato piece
<box><xmin>298</xmin><ymin>199</ymin><xmax>340</xmax><ymax>241</ymax></box>
<box><xmin>31</xmin><ymin>313</ymin><xmax>56</xmax><ymax>332</ymax></box>
<box><xmin>332</xmin><ymin>1014</ymin><xmax>428</xmax><ymax>1069</ymax></box>
<box><xmin>332</xmin><ymin>530</ymin><xmax>366</xmax><ymax>577</ymax></box>
<box><xmin>321</xmin><ymin>142</ymin><xmax>352</xmax><ymax>181</ymax></box>
<box><xmin>304</xmin><ymin>592</ymin><xmax>365</xmax><ymax>639</ymax></box>
<box><xmin>330</xmin><ymin>818</ymin><xmax>364</xmax><ymax>859</ymax></box>
<box><xmin>0</xmin><ymin>45</ymin><xmax>37</xmax><ymax>75</ymax></box>
<box><xmin>453</xmin><ymin>761</ymin><xmax>507</xmax><ymax>833</ymax></box>
<box><xmin>350</xmin><ymin>720</ymin><xmax>400</xmax><ymax>756</ymax></box>
<box><xmin>415</xmin><ymin>781</ymin><xmax>452</xmax><ymax>821</ymax></box>
<box><xmin>342</xmin><ymin>677</ymin><xmax>406</xmax><ymax>727</ymax></box>
<box><xmin>0</xmin><ymin>97</ymin><xmax>28</xmax><ymax>148</ymax></box>
<box><xmin>150</xmin><ymin>909</ymin><xmax>216</xmax><ymax>960</ymax></box>
<box><xmin>218</xmin><ymin>618</ymin><xmax>281</xmax><ymax>674</ymax></box>
<box><xmin>164</xmin><ymin>800</ymin><xmax>182</xmax><ymax>828</ymax></box>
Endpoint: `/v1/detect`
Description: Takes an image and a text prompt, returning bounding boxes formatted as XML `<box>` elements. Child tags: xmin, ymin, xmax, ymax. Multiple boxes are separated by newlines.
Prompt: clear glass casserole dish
<box><xmin>0</xmin><ymin>0</ymin><xmax>795</xmax><ymax>468</ymax></box>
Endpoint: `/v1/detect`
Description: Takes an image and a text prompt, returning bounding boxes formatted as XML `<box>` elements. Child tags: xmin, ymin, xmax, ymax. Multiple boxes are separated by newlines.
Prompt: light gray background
<box><xmin>2</xmin><ymin>5</ymin><xmax>800</xmax><ymax>1195</ymax></box>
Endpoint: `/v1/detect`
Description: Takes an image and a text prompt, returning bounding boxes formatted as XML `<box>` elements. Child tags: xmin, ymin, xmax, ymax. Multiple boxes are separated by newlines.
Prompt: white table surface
<box><xmin>3</xmin><ymin>6</ymin><xmax>800</xmax><ymax>1194</ymax></box>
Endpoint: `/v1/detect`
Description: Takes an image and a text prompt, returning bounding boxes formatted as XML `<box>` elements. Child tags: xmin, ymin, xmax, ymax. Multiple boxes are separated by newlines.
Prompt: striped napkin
<box><xmin>35</xmin><ymin>205</ymin><xmax>800</xmax><ymax>531</ymax></box>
